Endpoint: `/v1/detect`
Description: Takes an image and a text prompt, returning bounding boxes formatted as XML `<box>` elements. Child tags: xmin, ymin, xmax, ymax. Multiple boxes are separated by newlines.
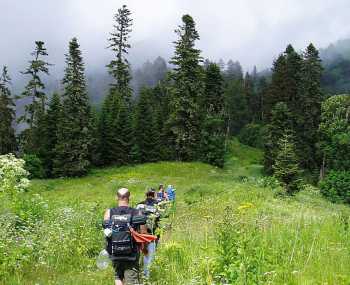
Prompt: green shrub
<box><xmin>238</xmin><ymin>123</ymin><xmax>266</xmax><ymax>149</ymax></box>
<box><xmin>319</xmin><ymin>171</ymin><xmax>350</xmax><ymax>203</ymax></box>
<box><xmin>23</xmin><ymin>154</ymin><xmax>45</xmax><ymax>179</ymax></box>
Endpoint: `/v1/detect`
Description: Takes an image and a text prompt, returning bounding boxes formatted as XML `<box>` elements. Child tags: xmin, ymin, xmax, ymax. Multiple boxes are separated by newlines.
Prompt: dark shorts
<box><xmin>113</xmin><ymin>260</ymin><xmax>140</xmax><ymax>284</ymax></box>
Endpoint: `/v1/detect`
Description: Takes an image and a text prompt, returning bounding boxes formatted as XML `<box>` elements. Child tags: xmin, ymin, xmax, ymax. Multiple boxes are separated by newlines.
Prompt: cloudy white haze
<box><xmin>1</xmin><ymin>0</ymin><xmax>350</xmax><ymax>83</ymax></box>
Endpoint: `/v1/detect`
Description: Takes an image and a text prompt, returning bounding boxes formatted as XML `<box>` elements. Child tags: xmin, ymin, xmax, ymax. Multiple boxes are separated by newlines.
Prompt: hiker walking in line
<box><xmin>157</xmin><ymin>184</ymin><xmax>168</xmax><ymax>201</ymax></box>
<box><xmin>166</xmin><ymin>185</ymin><xmax>176</xmax><ymax>201</ymax></box>
<box><xmin>136</xmin><ymin>189</ymin><xmax>160</xmax><ymax>278</ymax></box>
<box><xmin>103</xmin><ymin>188</ymin><xmax>149</xmax><ymax>285</ymax></box>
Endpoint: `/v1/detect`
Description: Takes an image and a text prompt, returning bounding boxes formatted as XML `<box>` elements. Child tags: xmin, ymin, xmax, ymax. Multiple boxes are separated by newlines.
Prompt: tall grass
<box><xmin>1</xmin><ymin>139</ymin><xmax>349</xmax><ymax>284</ymax></box>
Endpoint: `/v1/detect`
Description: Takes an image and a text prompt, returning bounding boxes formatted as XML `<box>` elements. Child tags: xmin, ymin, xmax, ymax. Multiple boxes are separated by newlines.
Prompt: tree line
<box><xmin>0</xmin><ymin>7</ymin><xmax>227</xmax><ymax>178</ymax></box>
<box><xmin>0</xmin><ymin>5</ymin><xmax>348</xmax><ymax>198</ymax></box>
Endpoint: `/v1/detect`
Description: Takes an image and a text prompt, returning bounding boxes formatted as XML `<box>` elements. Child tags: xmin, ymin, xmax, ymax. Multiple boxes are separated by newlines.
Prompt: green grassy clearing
<box><xmin>1</xmin><ymin>139</ymin><xmax>349</xmax><ymax>284</ymax></box>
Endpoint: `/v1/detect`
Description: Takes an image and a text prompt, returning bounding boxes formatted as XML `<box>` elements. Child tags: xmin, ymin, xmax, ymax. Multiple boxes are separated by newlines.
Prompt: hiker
<box><xmin>166</xmin><ymin>185</ymin><xmax>176</xmax><ymax>201</ymax></box>
<box><xmin>157</xmin><ymin>184</ymin><xmax>168</xmax><ymax>201</ymax></box>
<box><xmin>136</xmin><ymin>189</ymin><xmax>160</xmax><ymax>278</ymax></box>
<box><xmin>103</xmin><ymin>188</ymin><xmax>148</xmax><ymax>285</ymax></box>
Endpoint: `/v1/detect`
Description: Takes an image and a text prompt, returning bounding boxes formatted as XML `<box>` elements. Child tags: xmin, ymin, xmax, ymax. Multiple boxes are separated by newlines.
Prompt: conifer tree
<box><xmin>224</xmin><ymin>79</ymin><xmax>248</xmax><ymax>135</ymax></box>
<box><xmin>134</xmin><ymin>87</ymin><xmax>159</xmax><ymax>163</ymax></box>
<box><xmin>299</xmin><ymin>43</ymin><xmax>324</xmax><ymax>170</ymax></box>
<box><xmin>273</xmin><ymin>133</ymin><xmax>301</xmax><ymax>195</ymax></box>
<box><xmin>264</xmin><ymin>102</ymin><xmax>294</xmax><ymax>174</ymax></box>
<box><xmin>53</xmin><ymin>38</ymin><xmax>92</xmax><ymax>177</ymax></box>
<box><xmin>201</xmin><ymin>63</ymin><xmax>225</xmax><ymax>167</ymax></box>
<box><xmin>40</xmin><ymin>93</ymin><xmax>61</xmax><ymax>176</ymax></box>
<box><xmin>19</xmin><ymin>41</ymin><xmax>50</xmax><ymax>153</ymax></box>
<box><xmin>99</xmin><ymin>5</ymin><xmax>134</xmax><ymax>166</ymax></box>
<box><xmin>244</xmin><ymin>72</ymin><xmax>259</xmax><ymax>123</ymax></box>
<box><xmin>0</xmin><ymin>66</ymin><xmax>17</xmax><ymax>154</ymax></box>
<box><xmin>107</xmin><ymin>4</ymin><xmax>133</xmax><ymax>101</ymax></box>
<box><xmin>114</xmin><ymin>99</ymin><xmax>133</xmax><ymax>165</ymax></box>
<box><xmin>168</xmin><ymin>14</ymin><xmax>204</xmax><ymax>161</ymax></box>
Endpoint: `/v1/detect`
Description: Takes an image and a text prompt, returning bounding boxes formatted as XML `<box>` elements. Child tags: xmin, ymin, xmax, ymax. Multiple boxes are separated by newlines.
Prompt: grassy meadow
<box><xmin>1</xmin><ymin>139</ymin><xmax>349</xmax><ymax>284</ymax></box>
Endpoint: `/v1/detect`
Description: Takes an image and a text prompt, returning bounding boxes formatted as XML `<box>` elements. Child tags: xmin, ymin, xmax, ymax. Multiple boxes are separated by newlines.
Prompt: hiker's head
<box><xmin>146</xmin><ymin>189</ymin><xmax>155</xmax><ymax>198</ymax></box>
<box><xmin>116</xmin><ymin>188</ymin><xmax>130</xmax><ymax>203</ymax></box>
<box><xmin>159</xmin><ymin>184</ymin><xmax>164</xmax><ymax>191</ymax></box>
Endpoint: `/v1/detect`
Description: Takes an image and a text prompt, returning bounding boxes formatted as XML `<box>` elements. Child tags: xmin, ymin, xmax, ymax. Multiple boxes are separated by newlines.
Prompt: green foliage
<box><xmin>224</xmin><ymin>78</ymin><xmax>248</xmax><ymax>135</ymax></box>
<box><xmin>134</xmin><ymin>87</ymin><xmax>160</xmax><ymax>163</ymax></box>
<box><xmin>298</xmin><ymin>43</ymin><xmax>324</xmax><ymax>170</ymax></box>
<box><xmin>168</xmin><ymin>14</ymin><xmax>204</xmax><ymax>161</ymax></box>
<box><xmin>320</xmin><ymin>170</ymin><xmax>350</xmax><ymax>203</ymax></box>
<box><xmin>19</xmin><ymin>41</ymin><xmax>51</xmax><ymax>153</ymax></box>
<box><xmin>23</xmin><ymin>154</ymin><xmax>45</xmax><ymax>179</ymax></box>
<box><xmin>273</xmin><ymin>133</ymin><xmax>302</xmax><ymax>195</ymax></box>
<box><xmin>200</xmin><ymin>63</ymin><xmax>226</xmax><ymax>167</ymax></box>
<box><xmin>0</xmin><ymin>66</ymin><xmax>16</xmax><ymax>154</ymax></box>
<box><xmin>53</xmin><ymin>38</ymin><xmax>92</xmax><ymax>177</ymax></box>
<box><xmin>107</xmin><ymin>4</ymin><xmax>133</xmax><ymax>101</ymax></box>
<box><xmin>319</xmin><ymin>94</ymin><xmax>350</xmax><ymax>171</ymax></box>
<box><xmin>238</xmin><ymin>123</ymin><xmax>266</xmax><ymax>149</ymax></box>
<box><xmin>263</xmin><ymin>102</ymin><xmax>293</xmax><ymax>174</ymax></box>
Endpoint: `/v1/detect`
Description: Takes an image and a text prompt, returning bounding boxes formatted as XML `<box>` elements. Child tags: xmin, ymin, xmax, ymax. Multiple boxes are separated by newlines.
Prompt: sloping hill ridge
<box><xmin>5</xmin><ymin>140</ymin><xmax>350</xmax><ymax>285</ymax></box>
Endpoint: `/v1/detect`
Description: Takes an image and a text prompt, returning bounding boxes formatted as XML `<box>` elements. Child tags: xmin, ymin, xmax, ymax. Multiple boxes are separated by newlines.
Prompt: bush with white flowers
<box><xmin>0</xmin><ymin>154</ymin><xmax>30</xmax><ymax>195</ymax></box>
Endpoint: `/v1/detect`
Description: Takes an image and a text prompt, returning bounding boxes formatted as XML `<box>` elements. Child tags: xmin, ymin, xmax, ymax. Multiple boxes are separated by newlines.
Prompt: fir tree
<box><xmin>114</xmin><ymin>99</ymin><xmax>133</xmax><ymax>165</ymax></box>
<box><xmin>0</xmin><ymin>66</ymin><xmax>17</xmax><ymax>154</ymax></box>
<box><xmin>224</xmin><ymin>78</ymin><xmax>248</xmax><ymax>135</ymax></box>
<box><xmin>200</xmin><ymin>63</ymin><xmax>225</xmax><ymax>167</ymax></box>
<box><xmin>53</xmin><ymin>38</ymin><xmax>92</xmax><ymax>177</ymax></box>
<box><xmin>168</xmin><ymin>14</ymin><xmax>204</xmax><ymax>161</ymax></box>
<box><xmin>134</xmin><ymin>87</ymin><xmax>159</xmax><ymax>163</ymax></box>
<box><xmin>19</xmin><ymin>41</ymin><xmax>50</xmax><ymax>153</ymax></box>
<box><xmin>273</xmin><ymin>133</ymin><xmax>301</xmax><ymax>195</ymax></box>
<box><xmin>99</xmin><ymin>5</ymin><xmax>134</xmax><ymax>166</ymax></box>
<box><xmin>107</xmin><ymin>4</ymin><xmax>133</xmax><ymax>101</ymax></box>
<box><xmin>41</xmin><ymin>93</ymin><xmax>61</xmax><ymax>177</ymax></box>
<box><xmin>299</xmin><ymin>43</ymin><xmax>324</xmax><ymax>170</ymax></box>
<box><xmin>264</xmin><ymin>102</ymin><xmax>294</xmax><ymax>174</ymax></box>
<box><xmin>244</xmin><ymin>72</ymin><xmax>259</xmax><ymax>123</ymax></box>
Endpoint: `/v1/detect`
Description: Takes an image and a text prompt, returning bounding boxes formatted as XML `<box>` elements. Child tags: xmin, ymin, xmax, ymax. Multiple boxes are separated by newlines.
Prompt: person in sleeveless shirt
<box><xmin>104</xmin><ymin>188</ymin><xmax>146</xmax><ymax>285</ymax></box>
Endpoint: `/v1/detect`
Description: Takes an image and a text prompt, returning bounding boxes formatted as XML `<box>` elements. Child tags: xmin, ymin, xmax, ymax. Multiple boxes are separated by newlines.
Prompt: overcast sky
<box><xmin>1</xmin><ymin>0</ymin><xmax>350</xmax><ymax>79</ymax></box>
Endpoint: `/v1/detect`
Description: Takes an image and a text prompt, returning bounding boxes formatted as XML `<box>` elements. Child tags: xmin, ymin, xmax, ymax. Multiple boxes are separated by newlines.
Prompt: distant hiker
<box><xmin>136</xmin><ymin>189</ymin><xmax>160</xmax><ymax>278</ymax></box>
<box><xmin>157</xmin><ymin>184</ymin><xmax>168</xmax><ymax>201</ymax></box>
<box><xmin>166</xmin><ymin>185</ymin><xmax>176</xmax><ymax>201</ymax></box>
<box><xmin>103</xmin><ymin>188</ymin><xmax>147</xmax><ymax>285</ymax></box>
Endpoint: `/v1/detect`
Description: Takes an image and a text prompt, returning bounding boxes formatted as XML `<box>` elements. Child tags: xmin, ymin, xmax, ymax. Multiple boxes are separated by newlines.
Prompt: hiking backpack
<box><xmin>107</xmin><ymin>208</ymin><xmax>136</xmax><ymax>261</ymax></box>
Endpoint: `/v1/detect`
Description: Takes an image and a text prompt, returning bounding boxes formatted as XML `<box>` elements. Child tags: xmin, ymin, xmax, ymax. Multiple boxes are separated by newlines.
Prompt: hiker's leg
<box><xmin>113</xmin><ymin>261</ymin><xmax>125</xmax><ymax>285</ymax></box>
<box><xmin>143</xmin><ymin>242</ymin><xmax>156</xmax><ymax>278</ymax></box>
<box><xmin>124</xmin><ymin>261</ymin><xmax>140</xmax><ymax>285</ymax></box>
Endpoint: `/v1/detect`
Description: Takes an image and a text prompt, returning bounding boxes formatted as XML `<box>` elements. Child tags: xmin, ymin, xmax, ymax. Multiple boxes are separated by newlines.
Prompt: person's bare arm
<box><xmin>104</xmin><ymin>209</ymin><xmax>110</xmax><ymax>221</ymax></box>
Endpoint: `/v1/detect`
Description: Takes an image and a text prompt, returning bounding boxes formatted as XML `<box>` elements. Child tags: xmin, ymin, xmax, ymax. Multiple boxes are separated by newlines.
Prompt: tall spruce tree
<box><xmin>53</xmin><ymin>38</ymin><xmax>92</xmax><ymax>177</ymax></box>
<box><xmin>244</xmin><ymin>72</ymin><xmax>260</xmax><ymax>123</ymax></box>
<box><xmin>41</xmin><ymin>93</ymin><xmax>61</xmax><ymax>177</ymax></box>
<box><xmin>107</xmin><ymin>4</ymin><xmax>132</xmax><ymax>101</ymax></box>
<box><xmin>99</xmin><ymin>5</ymin><xmax>133</xmax><ymax>166</ymax></box>
<box><xmin>299</xmin><ymin>43</ymin><xmax>324</xmax><ymax>170</ymax></box>
<box><xmin>19</xmin><ymin>41</ymin><xmax>50</xmax><ymax>153</ymax></box>
<box><xmin>264</xmin><ymin>102</ymin><xmax>294</xmax><ymax>174</ymax></box>
<box><xmin>168</xmin><ymin>14</ymin><xmax>204</xmax><ymax>161</ymax></box>
<box><xmin>224</xmin><ymin>78</ymin><xmax>248</xmax><ymax>135</ymax></box>
<box><xmin>200</xmin><ymin>63</ymin><xmax>225</xmax><ymax>167</ymax></box>
<box><xmin>0</xmin><ymin>66</ymin><xmax>17</xmax><ymax>154</ymax></box>
<box><xmin>134</xmin><ymin>87</ymin><xmax>159</xmax><ymax>163</ymax></box>
<box><xmin>273</xmin><ymin>133</ymin><xmax>301</xmax><ymax>195</ymax></box>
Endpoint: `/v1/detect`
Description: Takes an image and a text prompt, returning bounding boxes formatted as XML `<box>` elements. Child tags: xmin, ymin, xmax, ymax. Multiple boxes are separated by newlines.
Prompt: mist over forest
<box><xmin>2</xmin><ymin>0</ymin><xmax>350</xmax><ymax>103</ymax></box>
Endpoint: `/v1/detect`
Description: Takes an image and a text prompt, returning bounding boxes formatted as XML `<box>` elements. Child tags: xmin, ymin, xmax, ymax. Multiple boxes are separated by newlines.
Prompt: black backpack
<box><xmin>107</xmin><ymin>207</ymin><xmax>137</xmax><ymax>261</ymax></box>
